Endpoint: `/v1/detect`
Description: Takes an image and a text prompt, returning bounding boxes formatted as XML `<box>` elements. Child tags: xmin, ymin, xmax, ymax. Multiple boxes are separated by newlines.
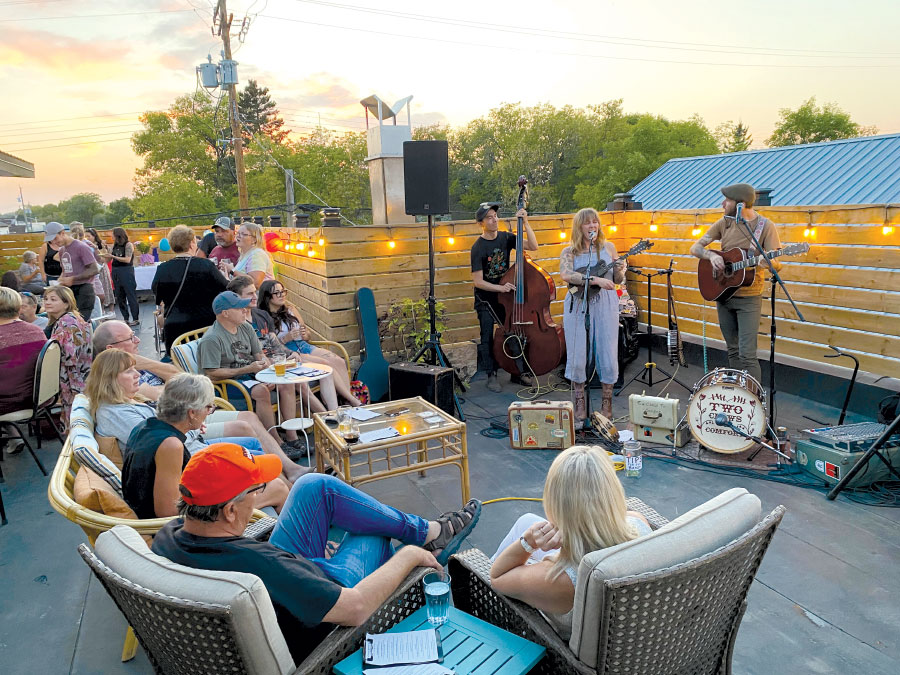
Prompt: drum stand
<box><xmin>616</xmin><ymin>267</ymin><xmax>690</xmax><ymax>396</ymax></box>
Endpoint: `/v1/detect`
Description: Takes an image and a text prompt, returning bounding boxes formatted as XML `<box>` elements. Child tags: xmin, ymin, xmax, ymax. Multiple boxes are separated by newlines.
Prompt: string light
<box><xmin>692</xmin><ymin>227</ymin><xmax>702</xmax><ymax>237</ymax></box>
<box><xmin>803</xmin><ymin>227</ymin><xmax>816</xmax><ymax>238</ymax></box>
<box><xmin>558</xmin><ymin>230</ymin><xmax>567</xmax><ymax>240</ymax></box>
<box><xmin>387</xmin><ymin>227</ymin><xmax>396</xmax><ymax>250</ymax></box>
<box><xmin>609</xmin><ymin>225</ymin><xmax>617</xmax><ymax>234</ymax></box>
<box><xmin>649</xmin><ymin>224</ymin><xmax>658</xmax><ymax>233</ymax></box>
<box><xmin>308</xmin><ymin>249</ymin><xmax>317</xmax><ymax>257</ymax></box>
<box><xmin>297</xmin><ymin>241</ymin><xmax>306</xmax><ymax>251</ymax></box>
<box><xmin>884</xmin><ymin>225</ymin><xmax>895</xmax><ymax>236</ymax></box>
<box><xmin>447</xmin><ymin>223</ymin><xmax>455</xmax><ymax>246</ymax></box>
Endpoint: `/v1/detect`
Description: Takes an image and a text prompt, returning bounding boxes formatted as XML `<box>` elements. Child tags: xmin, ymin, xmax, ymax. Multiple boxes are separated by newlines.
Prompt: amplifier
<box><xmin>629</xmin><ymin>393</ymin><xmax>681</xmax><ymax>430</ymax></box>
<box><xmin>507</xmin><ymin>400</ymin><xmax>575</xmax><ymax>450</ymax></box>
<box><xmin>794</xmin><ymin>437</ymin><xmax>900</xmax><ymax>488</ymax></box>
<box><xmin>389</xmin><ymin>362</ymin><xmax>454</xmax><ymax>416</ymax></box>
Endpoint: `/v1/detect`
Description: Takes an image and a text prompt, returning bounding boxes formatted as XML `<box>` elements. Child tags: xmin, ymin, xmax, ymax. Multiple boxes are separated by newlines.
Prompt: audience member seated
<box><xmin>228</xmin><ymin>277</ymin><xmax>341</xmax><ymax>411</ymax></box>
<box><xmin>152</xmin><ymin>443</ymin><xmax>482</xmax><ymax>663</ymax></box>
<box><xmin>198</xmin><ymin>291</ymin><xmax>329</xmax><ymax>451</ymax></box>
<box><xmin>219</xmin><ymin>221</ymin><xmax>274</xmax><ymax>287</ymax></box>
<box><xmin>258</xmin><ymin>280</ymin><xmax>361</xmax><ymax>407</ymax></box>
<box><xmin>92</xmin><ymin>319</ymin><xmax>304</xmax><ymax>474</ymax></box>
<box><xmin>89</xmin><ymin>350</ymin><xmax>307</xmax><ymax>483</ymax></box>
<box><xmin>207</xmin><ymin>216</ymin><xmax>240</xmax><ymax>269</ymax></box>
<box><xmin>0</xmin><ymin>287</ymin><xmax>48</xmax><ymax>455</ymax></box>
<box><xmin>152</xmin><ymin>224</ymin><xmax>227</xmax><ymax>355</ymax></box>
<box><xmin>1</xmin><ymin>271</ymin><xmax>19</xmax><ymax>291</ymax></box>
<box><xmin>43</xmin><ymin>285</ymin><xmax>92</xmax><ymax>428</ymax></box>
<box><xmin>489</xmin><ymin>445</ymin><xmax>651</xmax><ymax>639</ymax></box>
<box><xmin>18</xmin><ymin>251</ymin><xmax>46</xmax><ymax>295</ymax></box>
<box><xmin>18</xmin><ymin>291</ymin><xmax>48</xmax><ymax>330</ymax></box>
<box><xmin>121</xmin><ymin>373</ymin><xmax>290</xmax><ymax>519</ymax></box>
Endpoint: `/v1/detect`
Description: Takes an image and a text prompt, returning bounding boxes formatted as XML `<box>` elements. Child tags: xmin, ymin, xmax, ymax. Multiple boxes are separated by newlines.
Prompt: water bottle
<box><xmin>623</xmin><ymin>440</ymin><xmax>642</xmax><ymax>478</ymax></box>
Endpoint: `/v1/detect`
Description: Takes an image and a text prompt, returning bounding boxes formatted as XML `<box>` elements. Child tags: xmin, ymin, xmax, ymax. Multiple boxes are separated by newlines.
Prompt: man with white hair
<box><xmin>92</xmin><ymin>319</ymin><xmax>308</xmax><ymax>481</ymax></box>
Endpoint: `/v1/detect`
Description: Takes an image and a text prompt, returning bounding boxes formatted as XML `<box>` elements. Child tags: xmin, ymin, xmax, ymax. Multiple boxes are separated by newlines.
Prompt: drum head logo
<box><xmin>688</xmin><ymin>374</ymin><xmax>765</xmax><ymax>454</ymax></box>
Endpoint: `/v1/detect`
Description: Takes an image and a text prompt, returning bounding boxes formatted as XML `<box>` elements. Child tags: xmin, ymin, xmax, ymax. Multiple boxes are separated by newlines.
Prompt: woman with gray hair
<box><xmin>121</xmin><ymin>372</ymin><xmax>288</xmax><ymax>519</ymax></box>
<box><xmin>18</xmin><ymin>251</ymin><xmax>46</xmax><ymax>294</ymax></box>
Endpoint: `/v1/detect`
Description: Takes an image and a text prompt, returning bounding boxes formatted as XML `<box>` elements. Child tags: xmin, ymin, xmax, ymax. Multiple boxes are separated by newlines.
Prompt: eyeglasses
<box><xmin>246</xmin><ymin>483</ymin><xmax>267</xmax><ymax>496</ymax></box>
<box><xmin>109</xmin><ymin>332</ymin><xmax>139</xmax><ymax>345</ymax></box>
<box><xmin>271</xmin><ymin>290</ymin><xmax>285</xmax><ymax>297</ymax></box>
<box><xmin>204</xmin><ymin>404</ymin><xmax>216</xmax><ymax>414</ymax></box>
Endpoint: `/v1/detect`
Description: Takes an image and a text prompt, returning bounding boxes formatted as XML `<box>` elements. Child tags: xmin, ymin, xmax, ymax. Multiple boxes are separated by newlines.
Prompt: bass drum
<box><xmin>687</xmin><ymin>368</ymin><xmax>767</xmax><ymax>453</ymax></box>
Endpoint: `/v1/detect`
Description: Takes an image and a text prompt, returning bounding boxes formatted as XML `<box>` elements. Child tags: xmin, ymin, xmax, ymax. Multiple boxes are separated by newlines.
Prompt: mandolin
<box><xmin>697</xmin><ymin>243</ymin><xmax>810</xmax><ymax>302</ymax></box>
<box><xmin>568</xmin><ymin>239</ymin><xmax>654</xmax><ymax>302</ymax></box>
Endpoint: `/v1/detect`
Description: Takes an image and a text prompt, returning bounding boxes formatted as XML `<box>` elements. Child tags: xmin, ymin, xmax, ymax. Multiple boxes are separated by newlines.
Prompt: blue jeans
<box><xmin>269</xmin><ymin>474</ymin><xmax>429</xmax><ymax>588</ymax></box>
<box><xmin>209</xmin><ymin>436</ymin><xmax>264</xmax><ymax>456</ymax></box>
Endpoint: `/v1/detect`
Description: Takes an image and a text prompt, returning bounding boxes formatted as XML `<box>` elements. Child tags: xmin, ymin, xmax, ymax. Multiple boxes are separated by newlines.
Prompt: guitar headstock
<box><xmin>784</xmin><ymin>242</ymin><xmax>811</xmax><ymax>255</ymax></box>
<box><xmin>626</xmin><ymin>239</ymin><xmax>654</xmax><ymax>257</ymax></box>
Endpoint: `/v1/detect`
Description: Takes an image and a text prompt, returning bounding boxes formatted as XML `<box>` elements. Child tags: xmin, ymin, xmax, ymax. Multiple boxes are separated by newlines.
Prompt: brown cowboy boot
<box><xmin>574</xmin><ymin>385</ymin><xmax>587</xmax><ymax>421</ymax></box>
<box><xmin>601</xmin><ymin>383</ymin><xmax>614</xmax><ymax>419</ymax></box>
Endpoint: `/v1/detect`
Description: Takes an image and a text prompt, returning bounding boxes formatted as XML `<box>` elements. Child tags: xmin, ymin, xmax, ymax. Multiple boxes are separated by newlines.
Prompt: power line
<box><xmin>0</xmin><ymin>121</ymin><xmax>143</xmax><ymax>141</ymax></box>
<box><xmin>287</xmin><ymin>0</ymin><xmax>900</xmax><ymax>60</ymax></box>
<box><xmin>0</xmin><ymin>8</ymin><xmax>193</xmax><ymax>22</ymax></box>
<box><xmin>0</xmin><ymin>111</ymin><xmax>146</xmax><ymax>129</ymax></box>
<box><xmin>5</xmin><ymin>136</ymin><xmax>134</xmax><ymax>152</ymax></box>
<box><xmin>2</xmin><ymin>129</ymin><xmax>142</xmax><ymax>148</ymax></box>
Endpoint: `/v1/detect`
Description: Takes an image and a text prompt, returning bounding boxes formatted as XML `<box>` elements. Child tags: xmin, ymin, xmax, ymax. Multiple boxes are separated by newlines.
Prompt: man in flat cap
<box><xmin>690</xmin><ymin>183</ymin><xmax>782</xmax><ymax>382</ymax></box>
<box><xmin>470</xmin><ymin>201</ymin><xmax>537</xmax><ymax>391</ymax></box>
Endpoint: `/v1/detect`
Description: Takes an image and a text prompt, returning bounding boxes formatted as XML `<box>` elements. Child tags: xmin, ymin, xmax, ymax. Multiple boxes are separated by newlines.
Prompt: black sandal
<box><xmin>423</xmin><ymin>499</ymin><xmax>482</xmax><ymax>566</ymax></box>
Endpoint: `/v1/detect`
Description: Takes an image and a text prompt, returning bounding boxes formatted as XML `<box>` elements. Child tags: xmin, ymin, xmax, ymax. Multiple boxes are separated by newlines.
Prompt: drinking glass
<box><xmin>273</xmin><ymin>354</ymin><xmax>286</xmax><ymax>377</ymax></box>
<box><xmin>422</xmin><ymin>571</ymin><xmax>451</xmax><ymax>626</ymax></box>
<box><xmin>337</xmin><ymin>406</ymin><xmax>352</xmax><ymax>439</ymax></box>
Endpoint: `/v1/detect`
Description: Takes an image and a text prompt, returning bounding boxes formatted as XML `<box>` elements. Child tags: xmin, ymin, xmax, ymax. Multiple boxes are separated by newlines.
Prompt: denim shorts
<box><xmin>285</xmin><ymin>339</ymin><xmax>315</xmax><ymax>355</ymax></box>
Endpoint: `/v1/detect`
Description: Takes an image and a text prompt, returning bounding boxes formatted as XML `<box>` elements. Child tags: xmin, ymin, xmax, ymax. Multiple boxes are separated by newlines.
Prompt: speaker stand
<box><xmin>412</xmin><ymin>214</ymin><xmax>466</xmax><ymax>421</ymax></box>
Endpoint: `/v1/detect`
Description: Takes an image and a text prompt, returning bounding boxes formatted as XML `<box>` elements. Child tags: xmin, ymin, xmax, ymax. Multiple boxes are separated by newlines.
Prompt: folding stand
<box><xmin>827</xmin><ymin>412</ymin><xmax>900</xmax><ymax>500</ymax></box>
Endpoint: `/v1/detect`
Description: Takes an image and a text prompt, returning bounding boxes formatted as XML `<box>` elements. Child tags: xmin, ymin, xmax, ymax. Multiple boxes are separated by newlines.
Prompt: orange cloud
<box><xmin>0</xmin><ymin>26</ymin><xmax>134</xmax><ymax>77</ymax></box>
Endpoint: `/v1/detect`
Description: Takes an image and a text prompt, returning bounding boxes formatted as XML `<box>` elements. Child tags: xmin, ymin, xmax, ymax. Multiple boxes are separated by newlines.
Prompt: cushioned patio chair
<box><xmin>79</xmin><ymin>525</ymin><xmax>430</xmax><ymax>675</ymax></box>
<box><xmin>449</xmin><ymin>489</ymin><xmax>785</xmax><ymax>675</ymax></box>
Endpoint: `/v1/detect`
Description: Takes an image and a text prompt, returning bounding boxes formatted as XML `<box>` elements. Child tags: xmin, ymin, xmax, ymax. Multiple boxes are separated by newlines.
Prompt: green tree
<box><xmin>58</xmin><ymin>192</ymin><xmax>105</xmax><ymax>224</ymax></box>
<box><xmin>106</xmin><ymin>197</ymin><xmax>134</xmax><ymax>225</ymax></box>
<box><xmin>766</xmin><ymin>97</ymin><xmax>877</xmax><ymax>147</ymax></box>
<box><xmin>573</xmin><ymin>106</ymin><xmax>718</xmax><ymax>208</ymax></box>
<box><xmin>239</xmin><ymin>79</ymin><xmax>288</xmax><ymax>145</ymax></box>
<box><xmin>30</xmin><ymin>203</ymin><xmax>64</xmax><ymax>223</ymax></box>
<box><xmin>715</xmin><ymin>120</ymin><xmax>753</xmax><ymax>153</ymax></box>
<box><xmin>131</xmin><ymin>171</ymin><xmax>217</xmax><ymax>221</ymax></box>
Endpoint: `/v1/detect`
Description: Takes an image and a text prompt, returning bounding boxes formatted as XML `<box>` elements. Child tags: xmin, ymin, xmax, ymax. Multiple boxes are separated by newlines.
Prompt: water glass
<box><xmin>337</xmin><ymin>406</ymin><xmax>352</xmax><ymax>438</ymax></box>
<box><xmin>423</xmin><ymin>571</ymin><xmax>451</xmax><ymax>626</ymax></box>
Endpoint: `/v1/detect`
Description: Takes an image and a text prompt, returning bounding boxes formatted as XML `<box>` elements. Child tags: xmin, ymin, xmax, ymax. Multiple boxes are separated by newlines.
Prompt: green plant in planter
<box><xmin>134</xmin><ymin>241</ymin><xmax>151</xmax><ymax>254</ymax></box>
<box><xmin>380</xmin><ymin>297</ymin><xmax>446</xmax><ymax>361</ymax></box>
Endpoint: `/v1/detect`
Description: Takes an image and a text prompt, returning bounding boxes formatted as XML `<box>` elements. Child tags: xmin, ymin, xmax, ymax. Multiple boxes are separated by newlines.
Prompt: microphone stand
<box><xmin>735</xmin><ymin>204</ymin><xmax>805</xmax><ymax>448</ymax></box>
<box><xmin>716</xmin><ymin>417</ymin><xmax>791</xmax><ymax>463</ymax></box>
<box><xmin>579</xmin><ymin>235</ymin><xmax>597</xmax><ymax>430</ymax></box>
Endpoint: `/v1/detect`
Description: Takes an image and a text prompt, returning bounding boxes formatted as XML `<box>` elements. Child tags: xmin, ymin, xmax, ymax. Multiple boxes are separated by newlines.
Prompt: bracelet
<box><xmin>519</xmin><ymin>536</ymin><xmax>535</xmax><ymax>554</ymax></box>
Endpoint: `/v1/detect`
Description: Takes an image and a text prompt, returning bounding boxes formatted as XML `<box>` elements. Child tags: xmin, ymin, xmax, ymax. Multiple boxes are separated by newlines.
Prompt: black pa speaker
<box><xmin>389</xmin><ymin>362</ymin><xmax>455</xmax><ymax>416</ymax></box>
<box><xmin>403</xmin><ymin>140</ymin><xmax>449</xmax><ymax>215</ymax></box>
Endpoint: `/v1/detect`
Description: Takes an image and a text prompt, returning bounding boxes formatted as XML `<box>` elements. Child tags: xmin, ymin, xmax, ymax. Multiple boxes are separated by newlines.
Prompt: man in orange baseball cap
<box><xmin>152</xmin><ymin>443</ymin><xmax>481</xmax><ymax>664</ymax></box>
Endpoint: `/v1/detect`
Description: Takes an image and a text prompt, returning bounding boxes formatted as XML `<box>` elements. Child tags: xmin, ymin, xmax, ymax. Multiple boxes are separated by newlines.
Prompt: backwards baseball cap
<box><xmin>212</xmin><ymin>290</ymin><xmax>251</xmax><ymax>314</ymax></box>
<box><xmin>213</xmin><ymin>215</ymin><xmax>235</xmax><ymax>230</ymax></box>
<box><xmin>475</xmin><ymin>202</ymin><xmax>502</xmax><ymax>222</ymax></box>
<box><xmin>43</xmin><ymin>221</ymin><xmax>66</xmax><ymax>242</ymax></box>
<box><xmin>179</xmin><ymin>443</ymin><xmax>282</xmax><ymax>506</ymax></box>
<box><xmin>720</xmin><ymin>183</ymin><xmax>756</xmax><ymax>207</ymax></box>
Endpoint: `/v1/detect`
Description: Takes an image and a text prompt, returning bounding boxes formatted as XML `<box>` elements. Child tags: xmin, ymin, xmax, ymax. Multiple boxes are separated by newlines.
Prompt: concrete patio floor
<box><xmin>1</xmin><ymin>301</ymin><xmax>898</xmax><ymax>674</ymax></box>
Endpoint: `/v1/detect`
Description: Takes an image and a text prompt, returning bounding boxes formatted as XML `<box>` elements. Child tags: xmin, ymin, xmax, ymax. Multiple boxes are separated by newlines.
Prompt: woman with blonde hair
<box><xmin>221</xmin><ymin>220</ymin><xmax>274</xmax><ymax>287</ymax></box>
<box><xmin>558</xmin><ymin>208</ymin><xmax>625</xmax><ymax>421</ymax></box>
<box><xmin>151</xmin><ymin>224</ymin><xmax>227</xmax><ymax>354</ymax></box>
<box><xmin>43</xmin><ymin>285</ymin><xmax>92</xmax><ymax>427</ymax></box>
<box><xmin>490</xmin><ymin>445</ymin><xmax>650</xmax><ymax>639</ymax></box>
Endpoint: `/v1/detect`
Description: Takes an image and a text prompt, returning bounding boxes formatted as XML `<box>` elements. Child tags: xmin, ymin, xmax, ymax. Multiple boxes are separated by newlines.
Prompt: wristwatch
<box><xmin>519</xmin><ymin>536</ymin><xmax>535</xmax><ymax>554</ymax></box>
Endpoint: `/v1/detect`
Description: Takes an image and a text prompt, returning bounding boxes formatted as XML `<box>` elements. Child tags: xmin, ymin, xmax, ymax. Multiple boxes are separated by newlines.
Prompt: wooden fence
<box><xmin>273</xmin><ymin>204</ymin><xmax>900</xmax><ymax>383</ymax></box>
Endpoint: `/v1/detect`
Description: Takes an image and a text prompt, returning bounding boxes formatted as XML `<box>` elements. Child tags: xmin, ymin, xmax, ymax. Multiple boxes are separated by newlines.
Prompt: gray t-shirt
<box><xmin>95</xmin><ymin>401</ymin><xmax>207</xmax><ymax>454</ymax></box>
<box><xmin>197</xmin><ymin>320</ymin><xmax>261</xmax><ymax>371</ymax></box>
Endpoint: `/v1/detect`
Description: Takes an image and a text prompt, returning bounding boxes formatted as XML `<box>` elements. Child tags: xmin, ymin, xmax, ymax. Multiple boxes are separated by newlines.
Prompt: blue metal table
<box><xmin>333</xmin><ymin>606</ymin><xmax>546</xmax><ymax>675</ymax></box>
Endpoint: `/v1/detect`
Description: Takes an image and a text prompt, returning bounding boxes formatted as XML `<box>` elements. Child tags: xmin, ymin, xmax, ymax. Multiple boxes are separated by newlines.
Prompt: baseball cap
<box><xmin>212</xmin><ymin>290</ymin><xmax>251</xmax><ymax>314</ymax></box>
<box><xmin>475</xmin><ymin>202</ymin><xmax>502</xmax><ymax>222</ymax></box>
<box><xmin>213</xmin><ymin>215</ymin><xmax>235</xmax><ymax>230</ymax></box>
<box><xmin>179</xmin><ymin>443</ymin><xmax>282</xmax><ymax>506</ymax></box>
<box><xmin>43</xmin><ymin>221</ymin><xmax>66</xmax><ymax>242</ymax></box>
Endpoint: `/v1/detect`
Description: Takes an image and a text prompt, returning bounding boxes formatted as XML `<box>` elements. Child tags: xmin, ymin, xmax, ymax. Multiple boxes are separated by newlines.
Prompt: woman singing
<box><xmin>559</xmin><ymin>208</ymin><xmax>624</xmax><ymax>421</ymax></box>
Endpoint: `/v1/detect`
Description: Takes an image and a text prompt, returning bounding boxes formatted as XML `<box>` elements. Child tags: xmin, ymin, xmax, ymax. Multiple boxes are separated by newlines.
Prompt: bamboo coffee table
<box><xmin>313</xmin><ymin>397</ymin><xmax>470</xmax><ymax>504</ymax></box>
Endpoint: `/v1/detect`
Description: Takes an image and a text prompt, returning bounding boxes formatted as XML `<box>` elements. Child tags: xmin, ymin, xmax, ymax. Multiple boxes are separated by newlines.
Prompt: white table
<box><xmin>255</xmin><ymin>363</ymin><xmax>334</xmax><ymax>463</ymax></box>
<box><xmin>134</xmin><ymin>263</ymin><xmax>160</xmax><ymax>291</ymax></box>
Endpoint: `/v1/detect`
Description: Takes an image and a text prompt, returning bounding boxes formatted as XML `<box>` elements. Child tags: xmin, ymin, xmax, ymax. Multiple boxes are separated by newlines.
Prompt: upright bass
<box><xmin>493</xmin><ymin>176</ymin><xmax>566</xmax><ymax>376</ymax></box>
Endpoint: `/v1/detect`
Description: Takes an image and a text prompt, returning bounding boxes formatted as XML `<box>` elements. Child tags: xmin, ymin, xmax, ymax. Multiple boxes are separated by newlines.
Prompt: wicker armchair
<box><xmin>78</xmin><ymin>525</ymin><xmax>430</xmax><ymax>675</ymax></box>
<box><xmin>450</xmin><ymin>494</ymin><xmax>785</xmax><ymax>675</ymax></box>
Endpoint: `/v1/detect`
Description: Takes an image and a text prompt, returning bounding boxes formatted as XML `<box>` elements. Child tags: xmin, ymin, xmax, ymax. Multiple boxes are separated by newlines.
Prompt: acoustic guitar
<box><xmin>697</xmin><ymin>243</ymin><xmax>810</xmax><ymax>302</ymax></box>
<box><xmin>568</xmin><ymin>239</ymin><xmax>654</xmax><ymax>302</ymax></box>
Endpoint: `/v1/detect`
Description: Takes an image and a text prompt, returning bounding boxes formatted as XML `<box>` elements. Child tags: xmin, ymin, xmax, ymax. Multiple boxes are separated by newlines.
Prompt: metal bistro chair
<box><xmin>449</xmin><ymin>490</ymin><xmax>785</xmax><ymax>675</ymax></box>
<box><xmin>79</xmin><ymin>525</ymin><xmax>430</xmax><ymax>675</ymax></box>
<box><xmin>170</xmin><ymin>327</ymin><xmax>254</xmax><ymax>410</ymax></box>
<box><xmin>0</xmin><ymin>339</ymin><xmax>64</xmax><ymax>478</ymax></box>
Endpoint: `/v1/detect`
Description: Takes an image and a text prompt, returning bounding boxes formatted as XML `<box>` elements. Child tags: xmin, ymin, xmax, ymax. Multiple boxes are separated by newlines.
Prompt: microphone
<box><xmin>714</xmin><ymin>413</ymin><xmax>751</xmax><ymax>439</ymax></box>
<box><xmin>734</xmin><ymin>202</ymin><xmax>744</xmax><ymax>224</ymax></box>
<box><xmin>588</xmin><ymin>230</ymin><xmax>597</xmax><ymax>241</ymax></box>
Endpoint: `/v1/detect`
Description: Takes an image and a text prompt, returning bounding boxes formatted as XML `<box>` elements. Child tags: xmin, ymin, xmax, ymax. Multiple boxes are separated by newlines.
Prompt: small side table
<box><xmin>333</xmin><ymin>606</ymin><xmax>545</xmax><ymax>675</ymax></box>
<box><xmin>255</xmin><ymin>363</ymin><xmax>333</xmax><ymax>463</ymax></box>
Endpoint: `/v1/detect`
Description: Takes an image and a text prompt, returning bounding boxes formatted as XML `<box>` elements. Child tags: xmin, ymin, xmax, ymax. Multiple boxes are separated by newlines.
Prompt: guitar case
<box><xmin>354</xmin><ymin>287</ymin><xmax>390</xmax><ymax>402</ymax></box>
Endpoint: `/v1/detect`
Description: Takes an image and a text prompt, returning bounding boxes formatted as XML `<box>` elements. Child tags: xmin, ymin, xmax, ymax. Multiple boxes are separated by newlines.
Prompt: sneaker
<box><xmin>511</xmin><ymin>372</ymin><xmax>535</xmax><ymax>387</ymax></box>
<box><xmin>4</xmin><ymin>438</ymin><xmax>26</xmax><ymax>455</ymax></box>
<box><xmin>127</xmin><ymin>319</ymin><xmax>140</xmax><ymax>327</ymax></box>
<box><xmin>486</xmin><ymin>373</ymin><xmax>502</xmax><ymax>393</ymax></box>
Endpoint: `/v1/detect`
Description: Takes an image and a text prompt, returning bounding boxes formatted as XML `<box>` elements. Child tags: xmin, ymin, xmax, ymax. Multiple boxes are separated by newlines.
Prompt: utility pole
<box><xmin>215</xmin><ymin>0</ymin><xmax>249</xmax><ymax>215</ymax></box>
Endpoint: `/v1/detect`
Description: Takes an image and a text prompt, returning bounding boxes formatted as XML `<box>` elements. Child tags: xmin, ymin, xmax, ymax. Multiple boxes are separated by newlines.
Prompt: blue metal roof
<box><xmin>629</xmin><ymin>133</ymin><xmax>900</xmax><ymax>210</ymax></box>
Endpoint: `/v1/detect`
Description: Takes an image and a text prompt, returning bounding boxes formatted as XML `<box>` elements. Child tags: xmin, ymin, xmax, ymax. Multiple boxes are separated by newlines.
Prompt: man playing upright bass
<box><xmin>470</xmin><ymin>201</ymin><xmax>538</xmax><ymax>392</ymax></box>
<box><xmin>690</xmin><ymin>183</ymin><xmax>782</xmax><ymax>384</ymax></box>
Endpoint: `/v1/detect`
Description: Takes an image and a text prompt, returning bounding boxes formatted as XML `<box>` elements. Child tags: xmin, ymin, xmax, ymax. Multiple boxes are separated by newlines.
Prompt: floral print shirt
<box><xmin>50</xmin><ymin>312</ymin><xmax>93</xmax><ymax>429</ymax></box>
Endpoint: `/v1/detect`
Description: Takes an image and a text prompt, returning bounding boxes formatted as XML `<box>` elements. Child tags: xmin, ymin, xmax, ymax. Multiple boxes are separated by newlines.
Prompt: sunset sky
<box><xmin>2</xmin><ymin>0</ymin><xmax>899</xmax><ymax>212</ymax></box>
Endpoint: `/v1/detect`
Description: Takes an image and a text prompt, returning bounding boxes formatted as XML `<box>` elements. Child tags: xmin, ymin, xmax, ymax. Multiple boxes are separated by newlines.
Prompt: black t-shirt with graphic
<box><xmin>471</xmin><ymin>231</ymin><xmax>516</xmax><ymax>309</ymax></box>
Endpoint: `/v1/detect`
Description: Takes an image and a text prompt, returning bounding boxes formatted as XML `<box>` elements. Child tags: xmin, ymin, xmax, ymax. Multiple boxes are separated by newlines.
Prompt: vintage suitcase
<box><xmin>507</xmin><ymin>400</ymin><xmax>575</xmax><ymax>450</ymax></box>
<box><xmin>629</xmin><ymin>393</ymin><xmax>682</xmax><ymax>430</ymax></box>
<box><xmin>388</xmin><ymin>362</ymin><xmax>454</xmax><ymax>416</ymax></box>
<box><xmin>635</xmin><ymin>423</ymin><xmax>690</xmax><ymax>447</ymax></box>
